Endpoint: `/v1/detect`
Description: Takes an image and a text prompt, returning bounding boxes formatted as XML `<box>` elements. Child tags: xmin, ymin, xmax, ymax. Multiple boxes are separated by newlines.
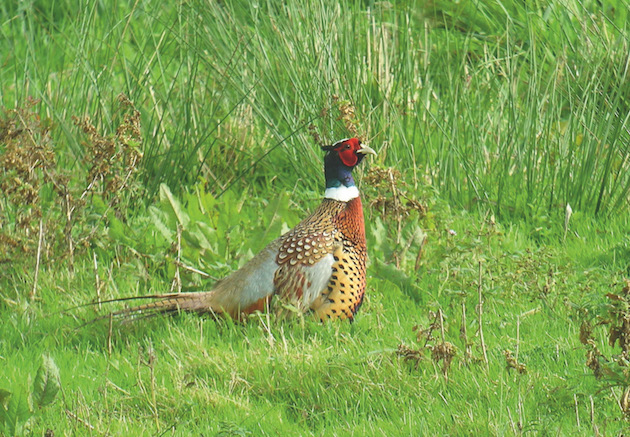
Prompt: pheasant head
<box><xmin>322</xmin><ymin>138</ymin><xmax>376</xmax><ymax>202</ymax></box>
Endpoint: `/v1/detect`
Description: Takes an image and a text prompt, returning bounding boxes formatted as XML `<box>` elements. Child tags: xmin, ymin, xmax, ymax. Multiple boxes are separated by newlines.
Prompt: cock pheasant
<box><xmin>104</xmin><ymin>138</ymin><xmax>376</xmax><ymax>322</ymax></box>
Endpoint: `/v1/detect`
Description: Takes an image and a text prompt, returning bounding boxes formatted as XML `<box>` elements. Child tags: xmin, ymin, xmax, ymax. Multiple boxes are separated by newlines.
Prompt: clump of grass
<box><xmin>3</xmin><ymin>1</ymin><xmax>628</xmax><ymax>217</ymax></box>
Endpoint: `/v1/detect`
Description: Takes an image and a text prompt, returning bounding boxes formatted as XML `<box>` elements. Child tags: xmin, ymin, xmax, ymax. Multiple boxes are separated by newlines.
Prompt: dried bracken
<box><xmin>579</xmin><ymin>320</ymin><xmax>593</xmax><ymax>345</ymax></box>
<box><xmin>430</xmin><ymin>341</ymin><xmax>456</xmax><ymax>376</ymax></box>
<box><xmin>607</xmin><ymin>280</ymin><xmax>630</xmax><ymax>357</ymax></box>
<box><xmin>308</xmin><ymin>96</ymin><xmax>362</xmax><ymax>147</ymax></box>
<box><xmin>332</xmin><ymin>95</ymin><xmax>359</xmax><ymax>136</ymax></box>
<box><xmin>580</xmin><ymin>319</ymin><xmax>607</xmax><ymax>380</ymax></box>
<box><xmin>363</xmin><ymin>165</ymin><xmax>428</xmax><ymax>269</ymax></box>
<box><xmin>365</xmin><ymin>166</ymin><xmax>427</xmax><ymax>219</ymax></box>
<box><xmin>413</xmin><ymin>310</ymin><xmax>441</xmax><ymax>345</ymax></box>
<box><xmin>580</xmin><ymin>279</ymin><xmax>630</xmax><ymax>418</ymax></box>
<box><xmin>396</xmin><ymin>344</ymin><xmax>424</xmax><ymax>369</ymax></box>
<box><xmin>73</xmin><ymin>93</ymin><xmax>143</xmax><ymax>200</ymax></box>
<box><xmin>504</xmin><ymin>349</ymin><xmax>527</xmax><ymax>374</ymax></box>
<box><xmin>0</xmin><ymin>98</ymin><xmax>56</xmax><ymax>230</ymax></box>
<box><xmin>1</xmin><ymin>94</ymin><xmax>144</xmax><ymax>266</ymax></box>
<box><xmin>0</xmin><ymin>98</ymin><xmax>62</xmax><ymax>262</ymax></box>
<box><xmin>585</xmin><ymin>346</ymin><xmax>604</xmax><ymax>379</ymax></box>
<box><xmin>308</xmin><ymin>124</ymin><xmax>322</xmax><ymax>147</ymax></box>
<box><xmin>402</xmin><ymin>310</ymin><xmax>458</xmax><ymax>379</ymax></box>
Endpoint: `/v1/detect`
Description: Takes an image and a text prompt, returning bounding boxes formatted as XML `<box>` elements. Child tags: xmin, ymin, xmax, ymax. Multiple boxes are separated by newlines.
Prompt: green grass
<box><xmin>2</xmin><ymin>204</ymin><xmax>629</xmax><ymax>435</ymax></box>
<box><xmin>2</xmin><ymin>0</ymin><xmax>630</xmax><ymax>435</ymax></box>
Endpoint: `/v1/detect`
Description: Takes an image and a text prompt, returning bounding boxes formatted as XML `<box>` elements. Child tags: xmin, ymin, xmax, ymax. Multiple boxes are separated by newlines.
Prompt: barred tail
<box><xmin>82</xmin><ymin>292</ymin><xmax>218</xmax><ymax>324</ymax></box>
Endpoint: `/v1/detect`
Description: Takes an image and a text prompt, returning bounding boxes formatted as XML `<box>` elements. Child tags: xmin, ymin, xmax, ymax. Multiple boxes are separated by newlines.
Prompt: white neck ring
<box><xmin>324</xmin><ymin>185</ymin><xmax>359</xmax><ymax>202</ymax></box>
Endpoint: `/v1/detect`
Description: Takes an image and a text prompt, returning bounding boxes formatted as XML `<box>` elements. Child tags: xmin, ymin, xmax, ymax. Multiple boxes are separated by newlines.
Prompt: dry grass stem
<box><xmin>171</xmin><ymin>224</ymin><xmax>182</xmax><ymax>293</ymax></box>
<box><xmin>93</xmin><ymin>251</ymin><xmax>102</xmax><ymax>308</ymax></box>
<box><xmin>478</xmin><ymin>260</ymin><xmax>489</xmax><ymax>368</ymax></box>
<box><xmin>574</xmin><ymin>393</ymin><xmax>580</xmax><ymax>428</ymax></box>
<box><xmin>65</xmin><ymin>409</ymin><xmax>95</xmax><ymax>431</ymax></box>
<box><xmin>107</xmin><ymin>313</ymin><xmax>113</xmax><ymax>356</ymax></box>
<box><xmin>414</xmin><ymin>234</ymin><xmax>427</xmax><ymax>272</ymax></box>
<box><xmin>30</xmin><ymin>218</ymin><xmax>44</xmax><ymax>301</ymax></box>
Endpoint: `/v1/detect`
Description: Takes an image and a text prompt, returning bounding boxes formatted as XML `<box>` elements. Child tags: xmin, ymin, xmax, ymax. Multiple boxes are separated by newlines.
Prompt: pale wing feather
<box><xmin>206</xmin><ymin>239</ymin><xmax>281</xmax><ymax>315</ymax></box>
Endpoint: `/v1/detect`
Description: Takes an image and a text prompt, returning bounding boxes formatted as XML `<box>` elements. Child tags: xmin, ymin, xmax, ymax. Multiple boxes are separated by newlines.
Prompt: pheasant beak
<box><xmin>357</xmin><ymin>145</ymin><xmax>377</xmax><ymax>156</ymax></box>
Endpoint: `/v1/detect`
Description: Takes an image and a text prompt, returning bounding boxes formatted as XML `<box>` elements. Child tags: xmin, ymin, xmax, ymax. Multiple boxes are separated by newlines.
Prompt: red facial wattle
<box><xmin>336</xmin><ymin>138</ymin><xmax>360</xmax><ymax>167</ymax></box>
<box><xmin>338</xmin><ymin>148</ymin><xmax>359</xmax><ymax>167</ymax></box>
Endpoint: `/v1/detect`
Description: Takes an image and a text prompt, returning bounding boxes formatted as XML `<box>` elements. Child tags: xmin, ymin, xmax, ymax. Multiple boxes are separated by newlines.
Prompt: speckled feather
<box><xmin>311</xmin><ymin>197</ymin><xmax>367</xmax><ymax>320</ymax></box>
<box><xmin>274</xmin><ymin>197</ymin><xmax>367</xmax><ymax>320</ymax></box>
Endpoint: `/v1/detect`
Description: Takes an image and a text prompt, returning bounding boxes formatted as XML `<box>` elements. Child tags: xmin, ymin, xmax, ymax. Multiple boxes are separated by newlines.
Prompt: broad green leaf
<box><xmin>250</xmin><ymin>191</ymin><xmax>289</xmax><ymax>253</ymax></box>
<box><xmin>0</xmin><ymin>391</ymin><xmax>30</xmax><ymax>436</ymax></box>
<box><xmin>186</xmin><ymin>223</ymin><xmax>212</xmax><ymax>251</ymax></box>
<box><xmin>197</xmin><ymin>186</ymin><xmax>217</xmax><ymax>213</ymax></box>
<box><xmin>0</xmin><ymin>389</ymin><xmax>10</xmax><ymax>408</ymax></box>
<box><xmin>373</xmin><ymin>258</ymin><xmax>422</xmax><ymax>303</ymax></box>
<box><xmin>370</xmin><ymin>217</ymin><xmax>387</xmax><ymax>248</ymax></box>
<box><xmin>195</xmin><ymin>222</ymin><xmax>218</xmax><ymax>250</ymax></box>
<box><xmin>91</xmin><ymin>194</ymin><xmax>107</xmax><ymax>215</ymax></box>
<box><xmin>32</xmin><ymin>355</ymin><xmax>61</xmax><ymax>409</ymax></box>
<box><xmin>185</xmin><ymin>188</ymin><xmax>207</xmax><ymax>222</ymax></box>
<box><xmin>159</xmin><ymin>183</ymin><xmax>189</xmax><ymax>227</ymax></box>
<box><xmin>108</xmin><ymin>215</ymin><xmax>136</xmax><ymax>246</ymax></box>
<box><xmin>149</xmin><ymin>206</ymin><xmax>175</xmax><ymax>240</ymax></box>
<box><xmin>398</xmin><ymin>223</ymin><xmax>427</xmax><ymax>265</ymax></box>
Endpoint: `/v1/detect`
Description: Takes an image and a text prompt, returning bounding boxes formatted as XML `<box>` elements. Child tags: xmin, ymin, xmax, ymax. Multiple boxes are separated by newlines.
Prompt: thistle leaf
<box><xmin>32</xmin><ymin>356</ymin><xmax>61</xmax><ymax>409</ymax></box>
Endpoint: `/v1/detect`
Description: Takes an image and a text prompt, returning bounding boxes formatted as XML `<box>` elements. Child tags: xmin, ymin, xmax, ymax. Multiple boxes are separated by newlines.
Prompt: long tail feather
<box><xmin>111</xmin><ymin>292</ymin><xmax>216</xmax><ymax>318</ymax></box>
<box><xmin>76</xmin><ymin>292</ymin><xmax>218</xmax><ymax>326</ymax></box>
<box><xmin>66</xmin><ymin>293</ymin><xmax>192</xmax><ymax>312</ymax></box>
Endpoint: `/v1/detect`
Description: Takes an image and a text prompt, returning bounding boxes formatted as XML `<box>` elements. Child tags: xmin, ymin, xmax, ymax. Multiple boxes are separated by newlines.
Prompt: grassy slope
<box><xmin>1</xmin><ymin>0</ymin><xmax>630</xmax><ymax>435</ymax></box>
<box><xmin>3</xmin><ymin>207</ymin><xmax>629</xmax><ymax>435</ymax></box>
